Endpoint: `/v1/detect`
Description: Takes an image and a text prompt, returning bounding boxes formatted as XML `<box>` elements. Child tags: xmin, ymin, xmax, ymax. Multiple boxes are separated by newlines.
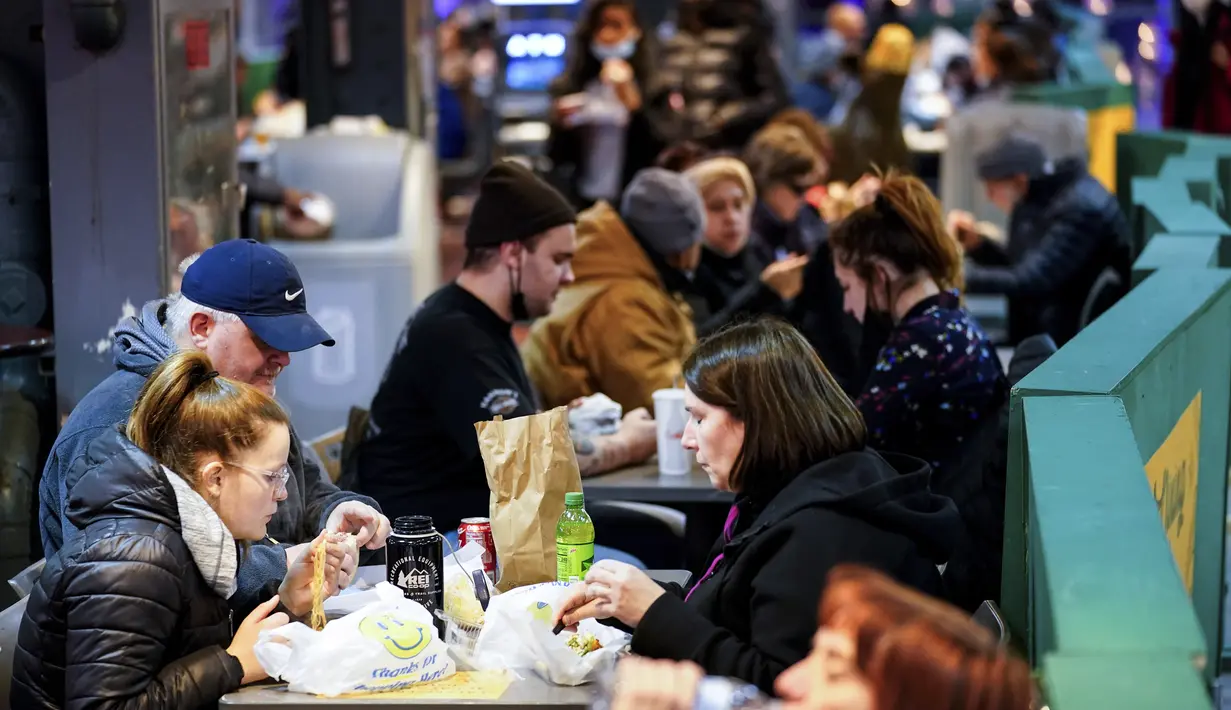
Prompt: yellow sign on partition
<box><xmin>1145</xmin><ymin>391</ymin><xmax>1202</xmax><ymax>593</ymax></box>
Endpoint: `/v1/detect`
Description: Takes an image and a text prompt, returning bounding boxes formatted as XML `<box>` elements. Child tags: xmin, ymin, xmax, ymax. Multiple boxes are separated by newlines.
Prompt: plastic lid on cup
<box><xmin>565</xmin><ymin>492</ymin><xmax>585</xmax><ymax>507</ymax></box>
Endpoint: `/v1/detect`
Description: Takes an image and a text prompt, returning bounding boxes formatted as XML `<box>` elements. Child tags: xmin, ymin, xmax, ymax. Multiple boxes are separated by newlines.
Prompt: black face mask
<box><xmin>859</xmin><ymin>273</ymin><xmax>896</xmax><ymax>369</ymax></box>
<box><xmin>509</xmin><ymin>255</ymin><xmax>530</xmax><ymax>322</ymax></box>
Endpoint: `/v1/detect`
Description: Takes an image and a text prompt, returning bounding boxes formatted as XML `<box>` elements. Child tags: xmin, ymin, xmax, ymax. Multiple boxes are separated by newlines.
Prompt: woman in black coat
<box><xmin>553</xmin><ymin>319</ymin><xmax>960</xmax><ymax>693</ymax></box>
<box><xmin>11</xmin><ymin>351</ymin><xmax>347</xmax><ymax>710</ymax></box>
<box><xmin>546</xmin><ymin>0</ymin><xmax>669</xmax><ymax>209</ymax></box>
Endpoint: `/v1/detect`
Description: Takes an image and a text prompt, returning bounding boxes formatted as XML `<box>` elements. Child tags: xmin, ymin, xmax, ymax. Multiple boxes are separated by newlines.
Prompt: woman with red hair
<box><xmin>608</xmin><ymin>565</ymin><xmax>1035</xmax><ymax>710</ymax></box>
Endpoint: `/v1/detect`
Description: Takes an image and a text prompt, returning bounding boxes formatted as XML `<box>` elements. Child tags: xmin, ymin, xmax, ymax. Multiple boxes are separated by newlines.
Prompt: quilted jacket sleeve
<box><xmin>62</xmin><ymin>535</ymin><xmax>244</xmax><ymax>710</ymax></box>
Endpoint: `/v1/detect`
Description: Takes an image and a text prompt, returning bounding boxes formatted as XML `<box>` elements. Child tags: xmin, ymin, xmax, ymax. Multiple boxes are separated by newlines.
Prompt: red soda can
<box><xmin>457</xmin><ymin>517</ymin><xmax>497</xmax><ymax>583</ymax></box>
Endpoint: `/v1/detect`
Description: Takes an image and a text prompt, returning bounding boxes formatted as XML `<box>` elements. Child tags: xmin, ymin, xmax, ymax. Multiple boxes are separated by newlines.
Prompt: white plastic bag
<box><xmin>255</xmin><ymin>583</ymin><xmax>456</xmax><ymax>696</ymax></box>
<box><xmin>470</xmin><ymin>582</ymin><xmax>629</xmax><ymax>686</ymax></box>
<box><xmin>568</xmin><ymin>394</ymin><xmax>623</xmax><ymax>437</ymax></box>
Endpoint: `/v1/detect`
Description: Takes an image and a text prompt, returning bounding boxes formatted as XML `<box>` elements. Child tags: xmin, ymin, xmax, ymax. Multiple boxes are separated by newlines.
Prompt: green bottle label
<box><xmin>556</xmin><ymin>542</ymin><xmax>595</xmax><ymax>583</ymax></box>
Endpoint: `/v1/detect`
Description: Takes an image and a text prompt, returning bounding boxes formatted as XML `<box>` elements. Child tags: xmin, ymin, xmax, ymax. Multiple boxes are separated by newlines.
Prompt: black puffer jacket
<box><xmin>11</xmin><ymin>429</ymin><xmax>244</xmax><ymax>710</ymax></box>
<box><xmin>965</xmin><ymin>158</ymin><xmax>1131</xmax><ymax>346</ymax></box>
<box><xmin>656</xmin><ymin>0</ymin><xmax>789</xmax><ymax>150</ymax></box>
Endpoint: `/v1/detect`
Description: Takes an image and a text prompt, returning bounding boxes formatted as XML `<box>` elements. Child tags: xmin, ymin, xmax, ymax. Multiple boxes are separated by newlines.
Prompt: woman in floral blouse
<box><xmin>827</xmin><ymin>172</ymin><xmax>1006</xmax><ymax>481</ymax></box>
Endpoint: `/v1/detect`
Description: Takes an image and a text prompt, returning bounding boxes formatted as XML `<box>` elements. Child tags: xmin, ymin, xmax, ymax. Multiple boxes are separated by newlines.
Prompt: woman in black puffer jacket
<box><xmin>11</xmin><ymin>351</ymin><xmax>348</xmax><ymax>709</ymax></box>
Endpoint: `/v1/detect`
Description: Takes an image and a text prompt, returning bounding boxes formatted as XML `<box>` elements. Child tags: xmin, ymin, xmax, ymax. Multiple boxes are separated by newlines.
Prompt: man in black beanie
<box><xmin>354</xmin><ymin>161</ymin><xmax>656</xmax><ymax>542</ymax></box>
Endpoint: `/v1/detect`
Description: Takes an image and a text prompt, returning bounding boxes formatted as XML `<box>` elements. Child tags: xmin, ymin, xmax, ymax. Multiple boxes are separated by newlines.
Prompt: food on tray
<box><xmin>444</xmin><ymin>574</ymin><xmax>486</xmax><ymax>627</ymax></box>
<box><xmin>566</xmin><ymin>632</ymin><xmax>602</xmax><ymax>656</ymax></box>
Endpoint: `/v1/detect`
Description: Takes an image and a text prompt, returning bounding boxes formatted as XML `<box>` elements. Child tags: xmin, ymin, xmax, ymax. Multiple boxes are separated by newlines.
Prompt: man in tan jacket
<box><xmin>523</xmin><ymin>168</ymin><xmax>705</xmax><ymax>413</ymax></box>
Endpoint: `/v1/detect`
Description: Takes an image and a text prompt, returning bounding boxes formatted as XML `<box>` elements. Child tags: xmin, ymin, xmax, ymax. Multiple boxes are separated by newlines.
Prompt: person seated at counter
<box><xmin>39</xmin><ymin>239</ymin><xmax>387</xmax><ymax>621</ymax></box>
<box><xmin>831</xmin><ymin>171</ymin><xmax>1006</xmax><ymax>482</ymax></box>
<box><xmin>13</xmin><ymin>351</ymin><xmax>351</xmax><ymax>709</ymax></box>
<box><xmin>522</xmin><ymin>167</ymin><xmax>705</xmax><ymax>413</ymax></box>
<box><xmin>552</xmin><ymin>319</ymin><xmax>960</xmax><ymax>692</ymax></box>
<box><xmin>355</xmin><ymin>161</ymin><xmax>657</xmax><ymax>538</ymax></box>
<box><xmin>952</xmin><ymin>133</ymin><xmax>1131</xmax><ymax>347</ymax></box>
<box><xmin>546</xmin><ymin>0</ymin><xmax>668</xmax><ymax>209</ymax></box>
<box><xmin>605</xmin><ymin>565</ymin><xmax>1034</xmax><ymax>710</ymax></box>
<box><xmin>685</xmin><ymin>157</ymin><xmax>808</xmax><ymax>337</ymax></box>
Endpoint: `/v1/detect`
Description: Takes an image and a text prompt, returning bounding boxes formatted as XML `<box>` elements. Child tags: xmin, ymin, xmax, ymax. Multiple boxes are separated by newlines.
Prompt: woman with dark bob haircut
<box><xmin>553</xmin><ymin>319</ymin><xmax>961</xmax><ymax>692</ymax></box>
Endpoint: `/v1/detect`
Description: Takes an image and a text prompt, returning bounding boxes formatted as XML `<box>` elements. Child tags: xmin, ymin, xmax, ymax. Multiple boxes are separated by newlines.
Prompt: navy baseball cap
<box><xmin>181</xmin><ymin>239</ymin><xmax>335</xmax><ymax>352</ymax></box>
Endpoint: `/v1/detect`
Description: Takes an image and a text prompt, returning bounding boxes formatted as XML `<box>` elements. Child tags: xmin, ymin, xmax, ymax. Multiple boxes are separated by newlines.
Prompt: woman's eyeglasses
<box><xmin>226</xmin><ymin>461</ymin><xmax>292</xmax><ymax>492</ymax></box>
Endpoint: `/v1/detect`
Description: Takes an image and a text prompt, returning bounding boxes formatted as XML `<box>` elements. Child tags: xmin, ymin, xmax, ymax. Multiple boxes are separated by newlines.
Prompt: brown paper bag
<box><xmin>475</xmin><ymin>407</ymin><xmax>582</xmax><ymax>592</ymax></box>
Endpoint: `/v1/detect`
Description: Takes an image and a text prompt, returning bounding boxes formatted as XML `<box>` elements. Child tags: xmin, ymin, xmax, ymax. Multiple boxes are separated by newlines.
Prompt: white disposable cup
<box><xmin>652</xmin><ymin>388</ymin><xmax>691</xmax><ymax>476</ymax></box>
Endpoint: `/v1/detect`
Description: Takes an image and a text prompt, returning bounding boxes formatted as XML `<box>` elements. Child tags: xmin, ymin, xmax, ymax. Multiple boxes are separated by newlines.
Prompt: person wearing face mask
<box><xmin>12</xmin><ymin>350</ymin><xmax>352</xmax><ymax>709</ymax></box>
<box><xmin>684</xmin><ymin>157</ymin><xmax>809</xmax><ymax>337</ymax></box>
<box><xmin>39</xmin><ymin>239</ymin><xmax>388</xmax><ymax>622</ymax></box>
<box><xmin>951</xmin><ymin>134</ymin><xmax>1130</xmax><ymax>347</ymax></box>
<box><xmin>355</xmin><ymin>162</ymin><xmax>657</xmax><ymax>539</ymax></box>
<box><xmin>522</xmin><ymin>168</ymin><xmax>706</xmax><ymax>414</ymax></box>
<box><xmin>603</xmin><ymin>565</ymin><xmax>1035</xmax><ymax>710</ymax></box>
<box><xmin>830</xmin><ymin>172</ymin><xmax>1006</xmax><ymax>492</ymax></box>
<box><xmin>547</xmin><ymin>0</ymin><xmax>667</xmax><ymax>209</ymax></box>
<box><xmin>552</xmin><ymin>319</ymin><xmax>960</xmax><ymax>693</ymax></box>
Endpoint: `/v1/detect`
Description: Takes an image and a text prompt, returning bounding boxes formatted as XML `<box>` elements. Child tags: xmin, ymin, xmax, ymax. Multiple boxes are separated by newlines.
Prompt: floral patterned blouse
<box><xmin>856</xmin><ymin>290</ymin><xmax>1007</xmax><ymax>475</ymax></box>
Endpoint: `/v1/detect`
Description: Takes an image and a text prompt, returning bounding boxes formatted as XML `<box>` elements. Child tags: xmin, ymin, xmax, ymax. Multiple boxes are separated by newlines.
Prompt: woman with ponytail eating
<box><xmin>12</xmin><ymin>351</ymin><xmax>349</xmax><ymax>710</ymax></box>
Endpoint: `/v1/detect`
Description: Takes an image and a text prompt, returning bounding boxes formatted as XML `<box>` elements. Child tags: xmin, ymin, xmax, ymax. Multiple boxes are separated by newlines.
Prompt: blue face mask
<box><xmin>591</xmin><ymin>37</ymin><xmax>638</xmax><ymax>61</ymax></box>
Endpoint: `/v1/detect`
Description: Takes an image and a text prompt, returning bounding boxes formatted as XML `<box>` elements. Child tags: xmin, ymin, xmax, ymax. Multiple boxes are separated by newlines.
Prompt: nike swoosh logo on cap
<box><xmin>285</xmin><ymin>289</ymin><xmax>304</xmax><ymax>301</ymax></box>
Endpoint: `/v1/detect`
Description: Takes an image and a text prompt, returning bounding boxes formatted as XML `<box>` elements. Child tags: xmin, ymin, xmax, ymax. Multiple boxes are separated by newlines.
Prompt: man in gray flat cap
<box><xmin>951</xmin><ymin>133</ymin><xmax>1130</xmax><ymax>346</ymax></box>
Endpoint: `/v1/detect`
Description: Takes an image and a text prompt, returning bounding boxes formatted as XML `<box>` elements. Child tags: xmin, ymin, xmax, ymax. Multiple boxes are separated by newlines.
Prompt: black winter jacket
<box><xmin>965</xmin><ymin>158</ymin><xmax>1131</xmax><ymax>345</ymax></box>
<box><xmin>12</xmin><ymin>430</ymin><xmax>245</xmax><ymax>710</ymax></box>
<box><xmin>629</xmin><ymin>450</ymin><xmax>960</xmax><ymax>693</ymax></box>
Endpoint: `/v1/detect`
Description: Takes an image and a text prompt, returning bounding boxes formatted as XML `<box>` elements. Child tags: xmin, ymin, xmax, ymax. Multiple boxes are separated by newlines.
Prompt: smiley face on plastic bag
<box><xmin>359</xmin><ymin>612</ymin><xmax>434</xmax><ymax>660</ymax></box>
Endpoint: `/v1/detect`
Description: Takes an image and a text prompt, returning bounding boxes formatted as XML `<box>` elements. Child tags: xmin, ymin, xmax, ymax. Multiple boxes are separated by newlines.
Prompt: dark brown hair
<box><xmin>127</xmin><ymin>350</ymin><xmax>290</xmax><ymax>494</ymax></box>
<box><xmin>829</xmin><ymin>170</ymin><xmax>964</xmax><ymax>294</ymax></box>
<box><xmin>462</xmin><ymin>232</ymin><xmax>547</xmax><ymax>271</ymax></box>
<box><xmin>655</xmin><ymin>141</ymin><xmax>711</xmax><ymax>173</ymax></box>
<box><xmin>683</xmin><ymin>318</ymin><xmax>866</xmax><ymax>503</ymax></box>
<box><xmin>768</xmin><ymin>107</ymin><xmax>834</xmax><ymax>169</ymax></box>
<box><xmin>820</xmin><ymin>565</ymin><xmax>1036</xmax><ymax>710</ymax></box>
<box><xmin>742</xmin><ymin>124</ymin><xmax>823</xmax><ymax>194</ymax></box>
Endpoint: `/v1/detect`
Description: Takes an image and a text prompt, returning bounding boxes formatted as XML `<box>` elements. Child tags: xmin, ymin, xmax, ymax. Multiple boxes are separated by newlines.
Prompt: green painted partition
<box><xmin>1003</xmin><ymin>268</ymin><xmax>1231</xmax><ymax>706</ymax></box>
<box><xmin>1133</xmin><ymin>235</ymin><xmax>1222</xmax><ymax>286</ymax></box>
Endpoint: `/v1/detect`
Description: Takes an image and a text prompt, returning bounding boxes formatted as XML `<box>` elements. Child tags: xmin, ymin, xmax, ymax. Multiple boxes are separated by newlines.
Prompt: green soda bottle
<box><xmin>556</xmin><ymin>492</ymin><xmax>595</xmax><ymax>583</ymax></box>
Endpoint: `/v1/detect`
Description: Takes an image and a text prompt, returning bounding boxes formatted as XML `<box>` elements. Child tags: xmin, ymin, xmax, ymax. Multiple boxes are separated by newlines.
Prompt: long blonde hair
<box><xmin>127</xmin><ymin>350</ymin><xmax>290</xmax><ymax>492</ymax></box>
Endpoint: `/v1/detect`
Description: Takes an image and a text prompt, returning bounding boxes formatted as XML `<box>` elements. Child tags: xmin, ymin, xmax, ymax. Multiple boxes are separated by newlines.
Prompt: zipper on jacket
<box><xmin>229</xmin><ymin>609</ymin><xmax>235</xmax><ymax>635</ymax></box>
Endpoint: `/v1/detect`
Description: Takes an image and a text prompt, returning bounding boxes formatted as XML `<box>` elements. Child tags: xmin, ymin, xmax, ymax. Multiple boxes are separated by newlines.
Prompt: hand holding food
<box><xmin>553</xmin><ymin>560</ymin><xmax>666</xmax><ymax>629</ymax></box>
<box><xmin>760</xmin><ymin>254</ymin><xmax>810</xmax><ymax>300</ymax></box>
<box><xmin>326</xmin><ymin>501</ymin><xmax>392</xmax><ymax>550</ymax></box>
<box><xmin>279</xmin><ymin>530</ymin><xmax>346</xmax><ymax>619</ymax></box>
<box><xmin>227</xmin><ymin>595</ymin><xmax>291</xmax><ymax>685</ymax></box>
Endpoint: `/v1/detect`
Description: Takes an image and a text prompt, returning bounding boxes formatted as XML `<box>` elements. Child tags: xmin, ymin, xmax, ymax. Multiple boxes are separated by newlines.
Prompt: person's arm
<box><xmin>965</xmin><ymin>206</ymin><xmax>1105</xmax><ymax>297</ymax></box>
<box><xmin>63</xmin><ymin>539</ymin><xmax>244</xmax><ymax>709</ymax></box>
<box><xmin>629</xmin><ymin>523</ymin><xmax>834</xmax><ymax>693</ymax></box>
<box><xmin>965</xmin><ymin>236</ymin><xmax>1011</xmax><ymax>266</ymax></box>
<box><xmin>580</xmin><ymin>289</ymin><xmax>688</xmax><ymax>413</ymax></box>
<box><xmin>573</xmin><ymin>426</ymin><xmax>656</xmax><ymax>477</ymax></box>
<box><xmin>229</xmin><ymin>544</ymin><xmax>289</xmax><ymax>620</ymax></box>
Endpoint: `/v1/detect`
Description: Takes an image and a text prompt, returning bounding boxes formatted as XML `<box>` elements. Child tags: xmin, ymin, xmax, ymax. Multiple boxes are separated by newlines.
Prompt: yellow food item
<box><xmin>444</xmin><ymin>575</ymin><xmax>485</xmax><ymax>627</ymax></box>
<box><xmin>310</xmin><ymin>539</ymin><xmax>327</xmax><ymax>631</ymax></box>
<box><xmin>566</xmin><ymin>632</ymin><xmax>601</xmax><ymax>656</ymax></box>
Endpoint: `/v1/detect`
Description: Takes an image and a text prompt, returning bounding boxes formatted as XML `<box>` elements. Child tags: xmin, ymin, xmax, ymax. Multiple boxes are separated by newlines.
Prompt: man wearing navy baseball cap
<box><xmin>39</xmin><ymin>239</ymin><xmax>389</xmax><ymax>620</ymax></box>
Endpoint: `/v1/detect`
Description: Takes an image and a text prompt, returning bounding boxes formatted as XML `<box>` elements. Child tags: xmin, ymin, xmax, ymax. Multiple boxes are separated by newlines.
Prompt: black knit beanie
<box><xmin>465</xmin><ymin>161</ymin><xmax>577</xmax><ymax>247</ymax></box>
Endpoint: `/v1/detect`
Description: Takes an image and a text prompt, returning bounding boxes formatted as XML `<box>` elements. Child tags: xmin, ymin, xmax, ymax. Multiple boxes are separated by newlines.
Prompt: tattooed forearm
<box><xmin>575</xmin><ymin>433</ymin><xmax>632</xmax><ymax>477</ymax></box>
